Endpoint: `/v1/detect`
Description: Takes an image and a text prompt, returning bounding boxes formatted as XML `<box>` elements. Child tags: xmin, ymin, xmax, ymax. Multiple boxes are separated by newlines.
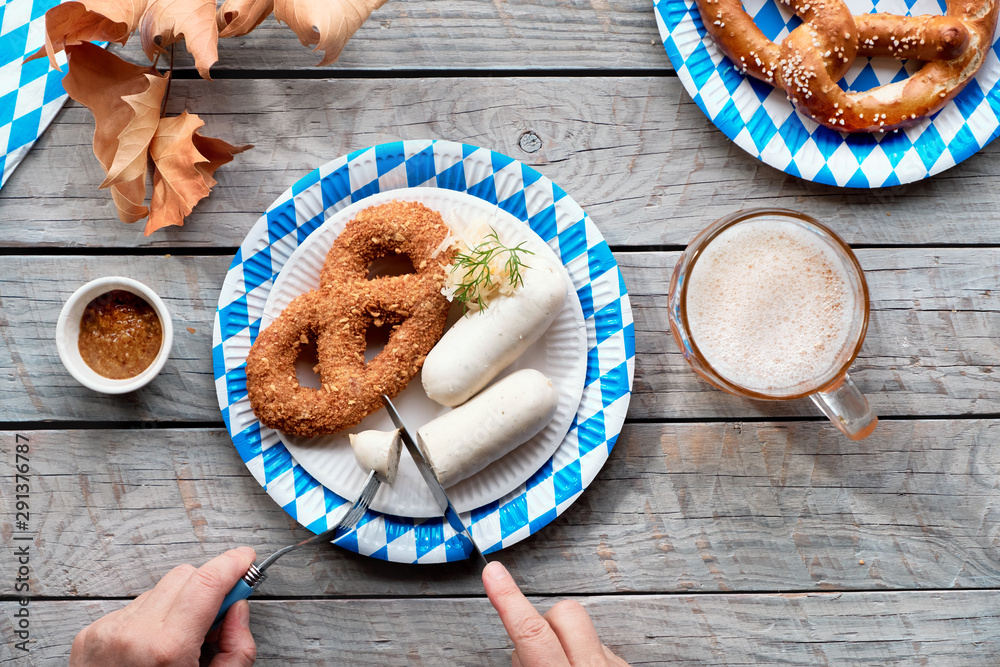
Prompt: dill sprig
<box><xmin>451</xmin><ymin>229</ymin><xmax>533</xmax><ymax>311</ymax></box>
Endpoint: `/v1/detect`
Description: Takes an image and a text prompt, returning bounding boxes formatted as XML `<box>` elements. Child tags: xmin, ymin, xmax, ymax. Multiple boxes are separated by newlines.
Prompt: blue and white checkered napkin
<box><xmin>0</xmin><ymin>0</ymin><xmax>69</xmax><ymax>188</ymax></box>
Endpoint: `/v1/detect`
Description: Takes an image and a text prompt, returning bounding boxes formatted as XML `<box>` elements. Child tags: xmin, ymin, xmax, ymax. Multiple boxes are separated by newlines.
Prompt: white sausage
<box><xmin>417</xmin><ymin>368</ymin><xmax>558</xmax><ymax>487</ymax></box>
<box><xmin>422</xmin><ymin>258</ymin><xmax>567</xmax><ymax>407</ymax></box>
<box><xmin>349</xmin><ymin>429</ymin><xmax>402</xmax><ymax>484</ymax></box>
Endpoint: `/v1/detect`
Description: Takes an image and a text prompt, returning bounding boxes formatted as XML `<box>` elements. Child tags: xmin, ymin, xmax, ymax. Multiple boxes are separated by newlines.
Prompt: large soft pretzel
<box><xmin>697</xmin><ymin>0</ymin><xmax>999</xmax><ymax>132</ymax></box>
<box><xmin>246</xmin><ymin>201</ymin><xmax>456</xmax><ymax>438</ymax></box>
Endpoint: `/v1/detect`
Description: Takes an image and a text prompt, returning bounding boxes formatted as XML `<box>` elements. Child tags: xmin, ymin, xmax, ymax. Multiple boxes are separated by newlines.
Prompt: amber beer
<box><xmin>668</xmin><ymin>209</ymin><xmax>877</xmax><ymax>440</ymax></box>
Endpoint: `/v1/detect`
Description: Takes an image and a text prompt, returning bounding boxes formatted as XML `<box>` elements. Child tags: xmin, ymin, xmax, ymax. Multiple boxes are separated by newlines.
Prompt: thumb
<box><xmin>210</xmin><ymin>600</ymin><xmax>257</xmax><ymax>667</ymax></box>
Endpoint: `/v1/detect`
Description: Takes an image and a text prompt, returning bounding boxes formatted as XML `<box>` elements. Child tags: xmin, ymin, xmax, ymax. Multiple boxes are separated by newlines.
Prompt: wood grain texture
<box><xmin>2</xmin><ymin>421</ymin><xmax>998</xmax><ymax>598</ymax></box>
<box><xmin>627</xmin><ymin>248</ymin><xmax>1000</xmax><ymax>419</ymax></box>
<box><xmin>6</xmin><ymin>1</ymin><xmax>998</xmax><ymax>660</ymax></box>
<box><xmin>7</xmin><ymin>78</ymin><xmax>1000</xmax><ymax>248</ymax></box>
<box><xmin>3</xmin><ymin>592</ymin><xmax>999</xmax><ymax>665</ymax></box>
<box><xmin>109</xmin><ymin>0</ymin><xmax>667</xmax><ymax>72</ymax></box>
<box><xmin>1</xmin><ymin>251</ymin><xmax>997</xmax><ymax>422</ymax></box>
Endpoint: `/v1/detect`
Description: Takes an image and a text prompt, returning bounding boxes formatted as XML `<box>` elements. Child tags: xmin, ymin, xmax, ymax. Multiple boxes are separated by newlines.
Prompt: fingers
<box><xmin>132</xmin><ymin>563</ymin><xmax>198</xmax><ymax>622</ymax></box>
<box><xmin>543</xmin><ymin>600</ymin><xmax>606</xmax><ymax>667</ymax></box>
<box><xmin>603</xmin><ymin>644</ymin><xmax>631</xmax><ymax>666</ymax></box>
<box><xmin>483</xmin><ymin>561</ymin><xmax>569</xmax><ymax>667</ymax></box>
<box><xmin>70</xmin><ymin>550</ymin><xmax>261</xmax><ymax>667</ymax></box>
<box><xmin>484</xmin><ymin>563</ymin><xmax>627</xmax><ymax>667</ymax></box>
<box><xmin>171</xmin><ymin>547</ymin><xmax>257</xmax><ymax>632</ymax></box>
<box><xmin>210</xmin><ymin>600</ymin><xmax>257</xmax><ymax>667</ymax></box>
<box><xmin>123</xmin><ymin>589</ymin><xmax>152</xmax><ymax>614</ymax></box>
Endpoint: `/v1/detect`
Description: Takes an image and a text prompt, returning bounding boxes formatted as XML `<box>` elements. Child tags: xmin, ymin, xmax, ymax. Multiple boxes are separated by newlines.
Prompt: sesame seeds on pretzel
<box><xmin>697</xmin><ymin>0</ymin><xmax>998</xmax><ymax>132</ymax></box>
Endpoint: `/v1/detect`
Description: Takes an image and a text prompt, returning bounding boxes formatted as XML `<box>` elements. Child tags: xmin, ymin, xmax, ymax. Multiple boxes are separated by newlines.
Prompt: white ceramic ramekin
<box><xmin>56</xmin><ymin>277</ymin><xmax>174</xmax><ymax>394</ymax></box>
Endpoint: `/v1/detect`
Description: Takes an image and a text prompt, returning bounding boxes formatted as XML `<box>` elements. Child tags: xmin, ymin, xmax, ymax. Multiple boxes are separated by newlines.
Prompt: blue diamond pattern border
<box><xmin>0</xmin><ymin>0</ymin><xmax>69</xmax><ymax>188</ymax></box>
<box><xmin>653</xmin><ymin>0</ymin><xmax>1000</xmax><ymax>187</ymax></box>
<box><xmin>0</xmin><ymin>0</ymin><xmax>111</xmax><ymax>189</ymax></box>
<box><xmin>213</xmin><ymin>140</ymin><xmax>635</xmax><ymax>564</ymax></box>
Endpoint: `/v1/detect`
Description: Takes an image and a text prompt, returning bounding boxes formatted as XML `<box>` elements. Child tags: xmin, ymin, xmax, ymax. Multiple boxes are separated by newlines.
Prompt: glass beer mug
<box><xmin>668</xmin><ymin>209</ymin><xmax>877</xmax><ymax>440</ymax></box>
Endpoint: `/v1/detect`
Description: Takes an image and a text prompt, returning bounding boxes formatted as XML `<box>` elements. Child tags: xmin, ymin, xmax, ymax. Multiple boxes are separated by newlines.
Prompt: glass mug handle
<box><xmin>809</xmin><ymin>373</ymin><xmax>878</xmax><ymax>441</ymax></box>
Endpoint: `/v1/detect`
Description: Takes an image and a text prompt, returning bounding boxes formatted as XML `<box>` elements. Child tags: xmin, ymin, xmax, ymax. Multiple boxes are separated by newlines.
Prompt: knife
<box><xmin>382</xmin><ymin>394</ymin><xmax>490</xmax><ymax>570</ymax></box>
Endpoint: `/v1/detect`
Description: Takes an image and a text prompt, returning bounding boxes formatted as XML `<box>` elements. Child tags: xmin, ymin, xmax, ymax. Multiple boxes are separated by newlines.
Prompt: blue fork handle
<box><xmin>205</xmin><ymin>473</ymin><xmax>378</xmax><ymax>636</ymax></box>
<box><xmin>210</xmin><ymin>579</ymin><xmax>256</xmax><ymax>632</ymax></box>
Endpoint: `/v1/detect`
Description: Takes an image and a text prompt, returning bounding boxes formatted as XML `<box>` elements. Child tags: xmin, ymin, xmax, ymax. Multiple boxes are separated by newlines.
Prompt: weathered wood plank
<box><xmin>2</xmin><ymin>421</ymin><xmax>998</xmax><ymax>598</ymax></box>
<box><xmin>1</xmin><ymin>251</ymin><xmax>997</xmax><ymax>422</ymax></box>
<box><xmin>113</xmin><ymin>0</ymin><xmax>667</xmax><ymax>72</ymax></box>
<box><xmin>6</xmin><ymin>78</ymin><xmax>1000</xmax><ymax>248</ymax></box>
<box><xmin>3</xmin><ymin>592</ymin><xmax>999</xmax><ymax>665</ymax></box>
<box><xmin>627</xmin><ymin>248</ymin><xmax>1000</xmax><ymax>419</ymax></box>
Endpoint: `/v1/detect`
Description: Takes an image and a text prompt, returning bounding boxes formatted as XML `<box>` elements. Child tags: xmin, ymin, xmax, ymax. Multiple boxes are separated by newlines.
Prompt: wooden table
<box><xmin>3</xmin><ymin>2</ymin><xmax>1000</xmax><ymax>663</ymax></box>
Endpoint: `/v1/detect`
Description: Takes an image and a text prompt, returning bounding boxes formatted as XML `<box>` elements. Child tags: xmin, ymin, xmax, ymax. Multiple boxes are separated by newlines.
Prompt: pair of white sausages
<box><xmin>348</xmin><ymin>368</ymin><xmax>560</xmax><ymax>489</ymax></box>
<box><xmin>413</xmin><ymin>249</ymin><xmax>567</xmax><ymax>486</ymax></box>
<box><xmin>350</xmin><ymin>231</ymin><xmax>568</xmax><ymax>489</ymax></box>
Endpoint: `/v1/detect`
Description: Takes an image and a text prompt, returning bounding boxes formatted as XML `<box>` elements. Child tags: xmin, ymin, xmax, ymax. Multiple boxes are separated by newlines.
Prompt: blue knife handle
<box><xmin>211</xmin><ymin>579</ymin><xmax>255</xmax><ymax>632</ymax></box>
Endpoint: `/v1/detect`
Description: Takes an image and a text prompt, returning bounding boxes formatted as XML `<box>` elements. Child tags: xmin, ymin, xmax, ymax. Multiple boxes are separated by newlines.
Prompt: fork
<box><xmin>210</xmin><ymin>469</ymin><xmax>382</xmax><ymax>630</ymax></box>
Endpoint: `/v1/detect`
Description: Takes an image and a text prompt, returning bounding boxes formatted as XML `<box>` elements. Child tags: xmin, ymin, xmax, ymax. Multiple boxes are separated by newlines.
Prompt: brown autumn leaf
<box><xmin>273</xmin><ymin>0</ymin><xmax>387</xmax><ymax>66</ymax></box>
<box><xmin>146</xmin><ymin>111</ymin><xmax>252</xmax><ymax>235</ymax></box>
<box><xmin>217</xmin><ymin>0</ymin><xmax>274</xmax><ymax>38</ymax></box>
<box><xmin>109</xmin><ymin>176</ymin><xmax>150</xmax><ymax>223</ymax></box>
<box><xmin>29</xmin><ymin>0</ymin><xmax>148</xmax><ymax>69</ymax></box>
<box><xmin>104</xmin><ymin>75</ymin><xmax>169</xmax><ymax>189</ymax></box>
<box><xmin>33</xmin><ymin>0</ymin><xmax>375</xmax><ymax>235</ymax></box>
<box><xmin>191</xmin><ymin>133</ymin><xmax>254</xmax><ymax>189</ymax></box>
<box><xmin>61</xmin><ymin>42</ymin><xmax>167</xmax><ymax>224</ymax></box>
<box><xmin>140</xmin><ymin>0</ymin><xmax>219</xmax><ymax>79</ymax></box>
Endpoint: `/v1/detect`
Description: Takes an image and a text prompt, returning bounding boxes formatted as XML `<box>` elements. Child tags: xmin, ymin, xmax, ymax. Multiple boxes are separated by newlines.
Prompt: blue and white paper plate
<box><xmin>0</xmin><ymin>0</ymin><xmax>73</xmax><ymax>188</ymax></box>
<box><xmin>655</xmin><ymin>0</ymin><xmax>1000</xmax><ymax>187</ymax></box>
<box><xmin>213</xmin><ymin>140</ymin><xmax>635</xmax><ymax>563</ymax></box>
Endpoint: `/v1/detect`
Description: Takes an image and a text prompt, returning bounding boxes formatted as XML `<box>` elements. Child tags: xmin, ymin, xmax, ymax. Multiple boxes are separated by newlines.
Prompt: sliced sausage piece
<box><xmin>417</xmin><ymin>368</ymin><xmax>558</xmax><ymax>487</ymax></box>
<box><xmin>349</xmin><ymin>429</ymin><xmax>402</xmax><ymax>484</ymax></box>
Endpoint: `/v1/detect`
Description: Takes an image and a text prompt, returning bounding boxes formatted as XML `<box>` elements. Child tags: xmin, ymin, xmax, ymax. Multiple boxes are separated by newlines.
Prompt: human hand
<box><xmin>70</xmin><ymin>547</ymin><xmax>258</xmax><ymax>667</ymax></box>
<box><xmin>482</xmin><ymin>561</ymin><xmax>629</xmax><ymax>666</ymax></box>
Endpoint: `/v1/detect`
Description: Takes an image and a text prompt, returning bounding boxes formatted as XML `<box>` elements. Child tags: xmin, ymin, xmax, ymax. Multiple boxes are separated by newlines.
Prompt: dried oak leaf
<box><xmin>273</xmin><ymin>0</ymin><xmax>387</xmax><ymax>66</ymax></box>
<box><xmin>61</xmin><ymin>42</ymin><xmax>167</xmax><ymax>224</ymax></box>
<box><xmin>29</xmin><ymin>0</ymin><xmax>148</xmax><ymax>69</ymax></box>
<box><xmin>146</xmin><ymin>111</ymin><xmax>252</xmax><ymax>235</ymax></box>
<box><xmin>217</xmin><ymin>0</ymin><xmax>274</xmax><ymax>38</ymax></box>
<box><xmin>140</xmin><ymin>0</ymin><xmax>219</xmax><ymax>79</ymax></box>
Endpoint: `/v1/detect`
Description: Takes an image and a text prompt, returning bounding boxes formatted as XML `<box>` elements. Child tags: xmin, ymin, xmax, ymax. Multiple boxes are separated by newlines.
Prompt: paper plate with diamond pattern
<box><xmin>0</xmin><ymin>0</ymin><xmax>80</xmax><ymax>188</ymax></box>
<box><xmin>213</xmin><ymin>140</ymin><xmax>635</xmax><ymax>563</ymax></box>
<box><xmin>654</xmin><ymin>0</ymin><xmax>1000</xmax><ymax>186</ymax></box>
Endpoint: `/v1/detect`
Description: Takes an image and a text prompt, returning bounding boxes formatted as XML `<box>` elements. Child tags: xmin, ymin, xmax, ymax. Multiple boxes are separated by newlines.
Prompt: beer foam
<box><xmin>685</xmin><ymin>218</ymin><xmax>860</xmax><ymax>395</ymax></box>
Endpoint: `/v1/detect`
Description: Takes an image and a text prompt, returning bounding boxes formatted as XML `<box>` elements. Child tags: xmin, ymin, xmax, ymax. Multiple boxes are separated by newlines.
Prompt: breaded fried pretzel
<box><xmin>246</xmin><ymin>201</ymin><xmax>456</xmax><ymax>437</ymax></box>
